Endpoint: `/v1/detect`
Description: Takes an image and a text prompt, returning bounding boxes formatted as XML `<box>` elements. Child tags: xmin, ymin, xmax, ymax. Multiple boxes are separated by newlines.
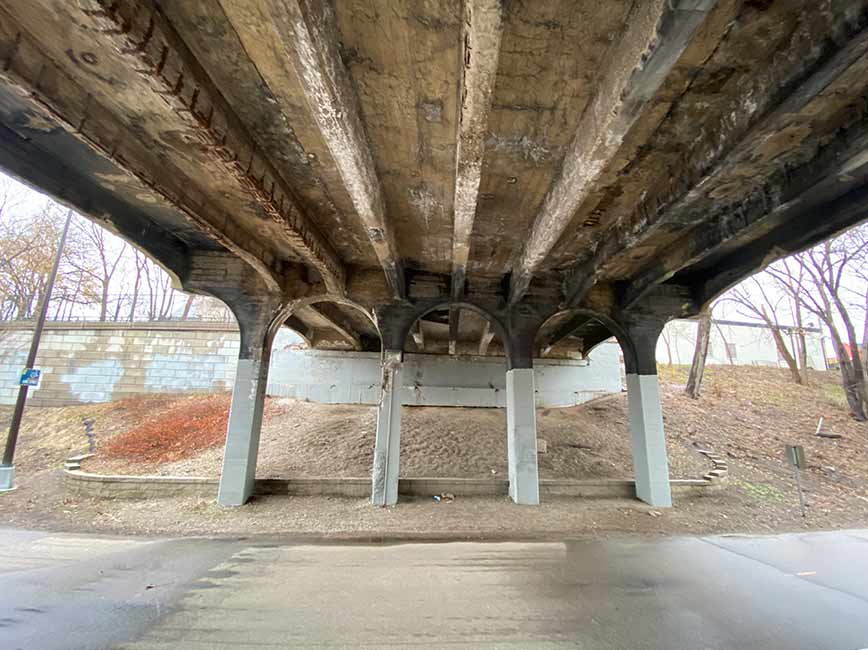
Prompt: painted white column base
<box><xmin>506</xmin><ymin>368</ymin><xmax>540</xmax><ymax>505</ymax></box>
<box><xmin>0</xmin><ymin>465</ymin><xmax>14</xmax><ymax>491</ymax></box>
<box><xmin>371</xmin><ymin>354</ymin><xmax>403</xmax><ymax>507</ymax></box>
<box><xmin>218</xmin><ymin>357</ymin><xmax>266</xmax><ymax>506</ymax></box>
<box><xmin>626</xmin><ymin>373</ymin><xmax>672</xmax><ymax>507</ymax></box>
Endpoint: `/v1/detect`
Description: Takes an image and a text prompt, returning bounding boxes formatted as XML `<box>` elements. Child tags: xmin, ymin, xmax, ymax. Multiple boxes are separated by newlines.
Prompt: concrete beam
<box><xmin>541</xmin><ymin>314</ymin><xmax>594</xmax><ymax>353</ymax></box>
<box><xmin>307</xmin><ymin>304</ymin><xmax>362</xmax><ymax>351</ymax></box>
<box><xmin>566</xmin><ymin>21</ymin><xmax>868</xmax><ymax>308</ymax></box>
<box><xmin>78</xmin><ymin>0</ymin><xmax>347</xmax><ymax>295</ymax></box>
<box><xmin>266</xmin><ymin>0</ymin><xmax>405</xmax><ymax>299</ymax></box>
<box><xmin>451</xmin><ymin>0</ymin><xmax>503</xmax><ymax>299</ymax></box>
<box><xmin>284</xmin><ymin>316</ymin><xmax>314</xmax><ymax>344</ymax></box>
<box><xmin>0</xmin><ymin>121</ymin><xmax>188</xmax><ymax>284</ymax></box>
<box><xmin>510</xmin><ymin>0</ymin><xmax>716</xmax><ymax>304</ymax></box>
<box><xmin>698</xmin><ymin>175</ymin><xmax>868</xmax><ymax>308</ymax></box>
<box><xmin>627</xmin><ymin>134</ymin><xmax>868</xmax><ymax>308</ymax></box>
<box><xmin>0</xmin><ymin>9</ymin><xmax>284</xmax><ymax>291</ymax></box>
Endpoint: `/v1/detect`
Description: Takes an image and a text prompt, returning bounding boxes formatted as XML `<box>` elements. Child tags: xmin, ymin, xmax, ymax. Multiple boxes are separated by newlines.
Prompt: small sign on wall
<box><xmin>19</xmin><ymin>367</ymin><xmax>42</xmax><ymax>389</ymax></box>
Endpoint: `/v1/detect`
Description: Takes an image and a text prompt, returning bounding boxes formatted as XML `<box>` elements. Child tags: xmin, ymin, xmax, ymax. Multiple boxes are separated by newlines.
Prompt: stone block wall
<box><xmin>0</xmin><ymin>321</ymin><xmax>239</xmax><ymax>406</ymax></box>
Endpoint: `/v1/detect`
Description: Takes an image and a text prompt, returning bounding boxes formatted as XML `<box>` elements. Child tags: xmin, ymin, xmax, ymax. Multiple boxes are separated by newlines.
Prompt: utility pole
<box><xmin>0</xmin><ymin>209</ymin><xmax>73</xmax><ymax>491</ymax></box>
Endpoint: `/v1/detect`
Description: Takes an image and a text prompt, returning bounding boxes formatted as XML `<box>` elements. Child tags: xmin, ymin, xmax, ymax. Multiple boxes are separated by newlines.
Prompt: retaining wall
<box><xmin>0</xmin><ymin>323</ymin><xmax>621</xmax><ymax>407</ymax></box>
<box><xmin>267</xmin><ymin>343</ymin><xmax>622</xmax><ymax>408</ymax></box>
<box><xmin>0</xmin><ymin>321</ymin><xmax>239</xmax><ymax>406</ymax></box>
<box><xmin>63</xmin><ymin>469</ymin><xmax>719</xmax><ymax>500</ymax></box>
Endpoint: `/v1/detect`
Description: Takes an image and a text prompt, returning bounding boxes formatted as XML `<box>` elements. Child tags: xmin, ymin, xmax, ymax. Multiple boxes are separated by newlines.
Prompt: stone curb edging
<box><xmin>63</xmin><ymin>467</ymin><xmax>720</xmax><ymax>501</ymax></box>
<box><xmin>64</xmin><ymin>454</ymin><xmax>95</xmax><ymax>471</ymax></box>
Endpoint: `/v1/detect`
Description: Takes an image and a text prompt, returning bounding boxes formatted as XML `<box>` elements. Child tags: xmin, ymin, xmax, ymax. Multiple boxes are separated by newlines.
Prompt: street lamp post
<box><xmin>0</xmin><ymin>209</ymin><xmax>73</xmax><ymax>491</ymax></box>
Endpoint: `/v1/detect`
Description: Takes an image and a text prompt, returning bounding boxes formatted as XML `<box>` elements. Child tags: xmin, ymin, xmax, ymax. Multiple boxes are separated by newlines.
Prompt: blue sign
<box><xmin>20</xmin><ymin>368</ymin><xmax>41</xmax><ymax>388</ymax></box>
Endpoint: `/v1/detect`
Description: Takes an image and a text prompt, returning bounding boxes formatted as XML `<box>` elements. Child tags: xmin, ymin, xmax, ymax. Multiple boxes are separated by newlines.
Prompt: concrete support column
<box><xmin>623</xmin><ymin>318</ymin><xmax>672</xmax><ymax>508</ymax></box>
<box><xmin>217</xmin><ymin>311</ymin><xmax>276</xmax><ymax>507</ymax></box>
<box><xmin>506</xmin><ymin>368</ymin><xmax>540</xmax><ymax>505</ymax></box>
<box><xmin>371</xmin><ymin>350</ymin><xmax>403</xmax><ymax>507</ymax></box>
<box><xmin>626</xmin><ymin>373</ymin><xmax>671</xmax><ymax>507</ymax></box>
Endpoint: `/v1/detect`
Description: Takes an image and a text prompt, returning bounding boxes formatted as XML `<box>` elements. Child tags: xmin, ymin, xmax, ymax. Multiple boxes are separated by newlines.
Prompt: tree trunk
<box><xmin>181</xmin><ymin>294</ymin><xmax>195</xmax><ymax>320</ymax></box>
<box><xmin>759</xmin><ymin>306</ymin><xmax>802</xmax><ymax>384</ymax></box>
<box><xmin>99</xmin><ymin>283</ymin><xmax>108</xmax><ymax>321</ymax></box>
<box><xmin>793</xmin><ymin>299</ymin><xmax>808</xmax><ymax>382</ymax></box>
<box><xmin>685</xmin><ymin>310</ymin><xmax>712</xmax><ymax>399</ymax></box>
<box><xmin>830</xmin><ymin>292</ymin><xmax>868</xmax><ymax>418</ymax></box>
<box><xmin>832</xmin><ymin>330</ymin><xmax>866</xmax><ymax>420</ymax></box>
<box><xmin>713</xmin><ymin>322</ymin><xmax>736</xmax><ymax>365</ymax></box>
<box><xmin>129</xmin><ymin>260</ymin><xmax>142</xmax><ymax>322</ymax></box>
<box><xmin>862</xmin><ymin>286</ymin><xmax>868</xmax><ymax>374</ymax></box>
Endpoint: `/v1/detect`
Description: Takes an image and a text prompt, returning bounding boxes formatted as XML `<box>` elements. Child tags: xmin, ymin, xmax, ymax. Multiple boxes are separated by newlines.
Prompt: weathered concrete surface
<box><xmin>3</xmin><ymin>0</ymin><xmax>868</xmax><ymax>511</ymax></box>
<box><xmin>5</xmin><ymin>529</ymin><xmax>868</xmax><ymax>649</ymax></box>
<box><xmin>1</xmin><ymin>1</ymin><xmax>866</xmax><ymax>361</ymax></box>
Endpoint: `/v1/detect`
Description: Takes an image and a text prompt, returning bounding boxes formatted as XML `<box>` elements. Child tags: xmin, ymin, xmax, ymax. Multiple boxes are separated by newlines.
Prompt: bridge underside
<box><xmin>1</xmin><ymin>0</ymin><xmax>867</xmax><ymax>506</ymax></box>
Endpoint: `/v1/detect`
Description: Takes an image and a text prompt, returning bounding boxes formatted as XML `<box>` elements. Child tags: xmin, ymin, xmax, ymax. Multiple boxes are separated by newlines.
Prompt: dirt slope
<box><xmin>83</xmin><ymin>392</ymin><xmax>708</xmax><ymax>480</ymax></box>
<box><xmin>1</xmin><ymin>365</ymin><xmax>867</xmax><ymax>537</ymax></box>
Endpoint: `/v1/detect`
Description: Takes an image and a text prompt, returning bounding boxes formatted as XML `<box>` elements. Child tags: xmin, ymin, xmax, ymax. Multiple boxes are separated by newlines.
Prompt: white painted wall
<box><xmin>267</xmin><ymin>335</ymin><xmax>622</xmax><ymax>408</ymax></box>
<box><xmin>657</xmin><ymin>319</ymin><xmax>827</xmax><ymax>369</ymax></box>
<box><xmin>0</xmin><ymin>323</ymin><xmax>622</xmax><ymax>408</ymax></box>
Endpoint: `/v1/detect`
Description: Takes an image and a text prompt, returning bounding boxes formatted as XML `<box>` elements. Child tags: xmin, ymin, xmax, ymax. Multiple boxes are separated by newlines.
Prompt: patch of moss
<box><xmin>736</xmin><ymin>479</ymin><xmax>787</xmax><ymax>503</ymax></box>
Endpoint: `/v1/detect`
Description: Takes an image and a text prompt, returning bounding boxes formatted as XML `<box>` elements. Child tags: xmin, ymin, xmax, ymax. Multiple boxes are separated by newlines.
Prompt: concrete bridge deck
<box><xmin>1</xmin><ymin>1</ymin><xmax>866</xmax><ymax>507</ymax></box>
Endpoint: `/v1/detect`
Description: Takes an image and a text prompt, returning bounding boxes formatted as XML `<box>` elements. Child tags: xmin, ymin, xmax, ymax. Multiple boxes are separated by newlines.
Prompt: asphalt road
<box><xmin>1</xmin><ymin>528</ymin><xmax>867</xmax><ymax>649</ymax></box>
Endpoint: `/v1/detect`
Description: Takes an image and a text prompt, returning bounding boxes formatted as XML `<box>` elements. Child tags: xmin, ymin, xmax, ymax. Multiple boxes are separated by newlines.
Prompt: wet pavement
<box><xmin>1</xmin><ymin>527</ymin><xmax>867</xmax><ymax>649</ymax></box>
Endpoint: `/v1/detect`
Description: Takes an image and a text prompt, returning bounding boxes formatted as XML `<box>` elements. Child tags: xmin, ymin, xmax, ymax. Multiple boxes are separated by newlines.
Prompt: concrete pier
<box><xmin>626</xmin><ymin>373</ymin><xmax>672</xmax><ymax>507</ymax></box>
<box><xmin>506</xmin><ymin>368</ymin><xmax>540</xmax><ymax>505</ymax></box>
<box><xmin>371</xmin><ymin>351</ymin><xmax>403</xmax><ymax>507</ymax></box>
<box><xmin>217</xmin><ymin>353</ymin><xmax>271</xmax><ymax>506</ymax></box>
<box><xmin>0</xmin><ymin>465</ymin><xmax>13</xmax><ymax>491</ymax></box>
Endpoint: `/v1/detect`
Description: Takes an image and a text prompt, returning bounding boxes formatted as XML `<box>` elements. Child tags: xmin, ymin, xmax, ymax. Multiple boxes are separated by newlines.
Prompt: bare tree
<box><xmin>660</xmin><ymin>326</ymin><xmax>674</xmax><ymax>366</ymax></box>
<box><xmin>726</xmin><ymin>277</ymin><xmax>803</xmax><ymax>384</ymax></box>
<box><xmin>685</xmin><ymin>308</ymin><xmax>712</xmax><ymax>398</ymax></box>
<box><xmin>66</xmin><ymin>218</ymin><xmax>127</xmax><ymax>321</ymax></box>
<box><xmin>128</xmin><ymin>250</ymin><xmax>146</xmax><ymax>321</ymax></box>
<box><xmin>180</xmin><ymin>293</ymin><xmax>195</xmax><ymax>320</ymax></box>
<box><xmin>767</xmin><ymin>227</ymin><xmax>868</xmax><ymax>420</ymax></box>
